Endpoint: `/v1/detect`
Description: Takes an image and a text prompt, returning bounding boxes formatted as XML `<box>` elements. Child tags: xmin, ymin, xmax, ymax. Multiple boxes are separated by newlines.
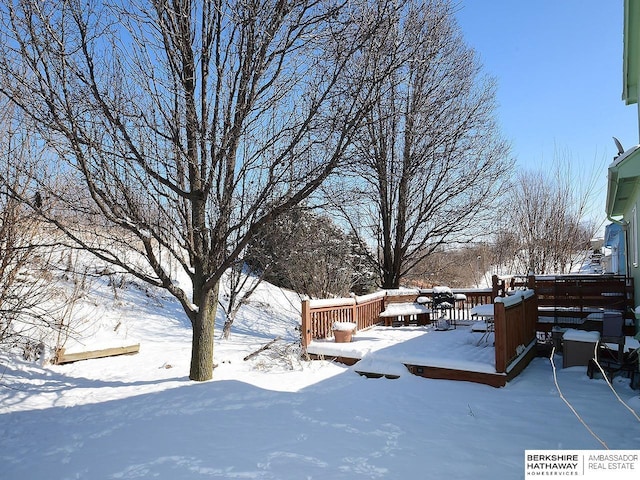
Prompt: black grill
<box><xmin>432</xmin><ymin>291</ymin><xmax>455</xmax><ymax>310</ymax></box>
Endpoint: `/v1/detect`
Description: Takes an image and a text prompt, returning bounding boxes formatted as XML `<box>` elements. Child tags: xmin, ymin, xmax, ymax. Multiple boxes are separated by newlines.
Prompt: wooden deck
<box><xmin>305</xmin><ymin>324</ymin><xmax>537</xmax><ymax>388</ymax></box>
<box><xmin>302</xmin><ymin>286</ymin><xmax>538</xmax><ymax>387</ymax></box>
<box><xmin>300</xmin><ymin>276</ymin><xmax>640</xmax><ymax>386</ymax></box>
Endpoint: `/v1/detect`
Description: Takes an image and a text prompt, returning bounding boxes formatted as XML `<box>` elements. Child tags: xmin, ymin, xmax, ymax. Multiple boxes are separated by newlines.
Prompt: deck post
<box><xmin>491</xmin><ymin>274</ymin><xmax>499</xmax><ymax>299</ymax></box>
<box><xmin>527</xmin><ymin>274</ymin><xmax>536</xmax><ymax>290</ymax></box>
<box><xmin>301</xmin><ymin>300</ymin><xmax>311</xmax><ymax>350</ymax></box>
<box><xmin>352</xmin><ymin>300</ymin><xmax>358</xmax><ymax>331</ymax></box>
<box><xmin>526</xmin><ymin>293</ymin><xmax>538</xmax><ymax>338</ymax></box>
<box><xmin>494</xmin><ymin>301</ymin><xmax>507</xmax><ymax>373</ymax></box>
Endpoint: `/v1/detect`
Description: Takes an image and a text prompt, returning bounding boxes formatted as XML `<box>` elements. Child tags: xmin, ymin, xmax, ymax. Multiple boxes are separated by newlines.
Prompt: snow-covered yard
<box><xmin>1</xmin><ymin>277</ymin><xmax>639</xmax><ymax>479</ymax></box>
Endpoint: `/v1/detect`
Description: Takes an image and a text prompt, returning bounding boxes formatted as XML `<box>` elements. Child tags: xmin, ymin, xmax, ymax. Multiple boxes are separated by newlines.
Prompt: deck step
<box><xmin>355</xmin><ymin>371</ymin><xmax>400</xmax><ymax>379</ymax></box>
<box><xmin>352</xmin><ymin>357</ymin><xmax>407</xmax><ymax>379</ymax></box>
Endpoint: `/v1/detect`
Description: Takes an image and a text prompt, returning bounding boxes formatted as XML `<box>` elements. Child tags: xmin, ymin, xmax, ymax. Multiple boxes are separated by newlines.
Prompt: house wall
<box><xmin>603</xmin><ymin>222</ymin><xmax>626</xmax><ymax>275</ymax></box>
<box><xmin>623</xmin><ymin>189</ymin><xmax>640</xmax><ymax>304</ymax></box>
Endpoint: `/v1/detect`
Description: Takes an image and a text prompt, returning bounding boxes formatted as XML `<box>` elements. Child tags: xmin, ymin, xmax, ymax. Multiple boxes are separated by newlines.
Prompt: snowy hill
<box><xmin>1</xmin><ymin>269</ymin><xmax>639</xmax><ymax>479</ymax></box>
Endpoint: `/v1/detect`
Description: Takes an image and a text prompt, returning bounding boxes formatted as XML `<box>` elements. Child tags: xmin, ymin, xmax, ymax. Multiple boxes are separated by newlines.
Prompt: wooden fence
<box><xmin>493</xmin><ymin>290</ymin><xmax>538</xmax><ymax>373</ymax></box>
<box><xmin>492</xmin><ymin>274</ymin><xmax>636</xmax><ymax>334</ymax></box>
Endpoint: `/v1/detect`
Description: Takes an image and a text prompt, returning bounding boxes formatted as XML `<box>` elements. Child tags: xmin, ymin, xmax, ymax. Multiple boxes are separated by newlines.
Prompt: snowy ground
<box><xmin>1</xmin><ymin>276</ymin><xmax>639</xmax><ymax>479</ymax></box>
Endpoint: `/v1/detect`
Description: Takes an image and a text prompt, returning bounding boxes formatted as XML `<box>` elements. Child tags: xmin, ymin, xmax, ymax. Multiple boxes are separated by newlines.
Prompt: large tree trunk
<box><xmin>381</xmin><ymin>268</ymin><xmax>400</xmax><ymax>289</ymax></box>
<box><xmin>189</xmin><ymin>284</ymin><xmax>219</xmax><ymax>381</ymax></box>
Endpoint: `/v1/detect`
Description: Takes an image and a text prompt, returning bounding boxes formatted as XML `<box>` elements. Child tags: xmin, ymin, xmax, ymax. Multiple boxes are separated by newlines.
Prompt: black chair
<box><xmin>588</xmin><ymin>347</ymin><xmax>639</xmax><ymax>389</ymax></box>
<box><xmin>601</xmin><ymin>312</ymin><xmax>625</xmax><ymax>363</ymax></box>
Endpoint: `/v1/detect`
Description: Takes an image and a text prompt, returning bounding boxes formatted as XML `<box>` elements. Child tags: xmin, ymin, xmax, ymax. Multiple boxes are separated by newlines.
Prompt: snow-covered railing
<box><xmin>301</xmin><ymin>292</ymin><xmax>387</xmax><ymax>349</ymax></box>
<box><xmin>300</xmin><ymin>288</ymin><xmax>495</xmax><ymax>349</ymax></box>
<box><xmin>493</xmin><ymin>289</ymin><xmax>538</xmax><ymax>373</ymax></box>
<box><xmin>421</xmin><ymin>288</ymin><xmax>493</xmax><ymax>321</ymax></box>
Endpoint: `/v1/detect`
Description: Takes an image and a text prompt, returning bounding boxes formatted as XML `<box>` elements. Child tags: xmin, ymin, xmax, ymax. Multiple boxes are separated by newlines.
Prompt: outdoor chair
<box><xmin>588</xmin><ymin>346</ymin><xmax>639</xmax><ymax>389</ymax></box>
<box><xmin>601</xmin><ymin>311</ymin><xmax>625</xmax><ymax>363</ymax></box>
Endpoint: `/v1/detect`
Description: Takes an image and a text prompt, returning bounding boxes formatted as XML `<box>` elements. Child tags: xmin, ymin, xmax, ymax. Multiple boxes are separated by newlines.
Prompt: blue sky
<box><xmin>455</xmin><ymin>0</ymin><xmax>637</xmax><ymax>226</ymax></box>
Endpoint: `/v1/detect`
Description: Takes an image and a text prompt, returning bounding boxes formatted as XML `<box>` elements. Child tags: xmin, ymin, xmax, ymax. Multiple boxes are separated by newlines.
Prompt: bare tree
<box><xmin>404</xmin><ymin>243</ymin><xmax>493</xmax><ymax>288</ymax></box>
<box><xmin>327</xmin><ymin>0</ymin><xmax>512</xmax><ymax>288</ymax></box>
<box><xmin>0</xmin><ymin>107</ymin><xmax>66</xmax><ymax>359</ymax></box>
<box><xmin>218</xmin><ymin>260</ymin><xmax>267</xmax><ymax>340</ymax></box>
<box><xmin>0</xmin><ymin>0</ymin><xmax>395</xmax><ymax>380</ymax></box>
<box><xmin>506</xmin><ymin>157</ymin><xmax>599</xmax><ymax>275</ymax></box>
<box><xmin>490</xmin><ymin>228</ymin><xmax>521</xmax><ymax>276</ymax></box>
<box><xmin>0</xmin><ymin>132</ymin><xmax>44</xmax><ymax>350</ymax></box>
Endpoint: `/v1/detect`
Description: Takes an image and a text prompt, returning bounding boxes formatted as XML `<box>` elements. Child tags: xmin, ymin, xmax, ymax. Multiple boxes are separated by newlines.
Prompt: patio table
<box><xmin>470</xmin><ymin>304</ymin><xmax>494</xmax><ymax>344</ymax></box>
<box><xmin>379</xmin><ymin>302</ymin><xmax>432</xmax><ymax>326</ymax></box>
<box><xmin>469</xmin><ymin>303</ymin><xmax>494</xmax><ymax>318</ymax></box>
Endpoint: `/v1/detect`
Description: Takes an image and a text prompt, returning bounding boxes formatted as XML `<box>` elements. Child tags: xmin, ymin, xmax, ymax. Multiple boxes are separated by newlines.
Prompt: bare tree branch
<box><xmin>0</xmin><ymin>0</ymin><xmax>399</xmax><ymax>380</ymax></box>
<box><xmin>326</xmin><ymin>0</ymin><xmax>512</xmax><ymax>288</ymax></box>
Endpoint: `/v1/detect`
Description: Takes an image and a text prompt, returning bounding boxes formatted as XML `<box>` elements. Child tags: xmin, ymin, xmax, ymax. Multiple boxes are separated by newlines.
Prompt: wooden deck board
<box><xmin>55</xmin><ymin>344</ymin><xmax>140</xmax><ymax>364</ymax></box>
<box><xmin>404</xmin><ymin>364</ymin><xmax>507</xmax><ymax>387</ymax></box>
<box><xmin>306</xmin><ymin>346</ymin><xmax>538</xmax><ymax>388</ymax></box>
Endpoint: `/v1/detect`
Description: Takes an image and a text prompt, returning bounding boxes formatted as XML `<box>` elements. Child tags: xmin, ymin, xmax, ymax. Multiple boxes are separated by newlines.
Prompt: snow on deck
<box><xmin>306</xmin><ymin>324</ymin><xmax>496</xmax><ymax>376</ymax></box>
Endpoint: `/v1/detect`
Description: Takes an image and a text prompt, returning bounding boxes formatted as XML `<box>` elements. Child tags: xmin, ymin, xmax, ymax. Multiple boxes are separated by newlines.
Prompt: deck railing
<box><xmin>301</xmin><ymin>292</ymin><xmax>386</xmax><ymax>349</ymax></box>
<box><xmin>447</xmin><ymin>288</ymin><xmax>493</xmax><ymax>321</ymax></box>
<box><xmin>301</xmin><ymin>275</ymin><xmax>636</xmax><ymax>350</ymax></box>
<box><xmin>300</xmin><ymin>288</ymin><xmax>494</xmax><ymax>349</ymax></box>
<box><xmin>491</xmin><ymin>274</ymin><xmax>636</xmax><ymax>334</ymax></box>
<box><xmin>493</xmin><ymin>290</ymin><xmax>538</xmax><ymax>373</ymax></box>
<box><xmin>302</xmin><ymin>275</ymin><xmax>631</xmax><ymax>377</ymax></box>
